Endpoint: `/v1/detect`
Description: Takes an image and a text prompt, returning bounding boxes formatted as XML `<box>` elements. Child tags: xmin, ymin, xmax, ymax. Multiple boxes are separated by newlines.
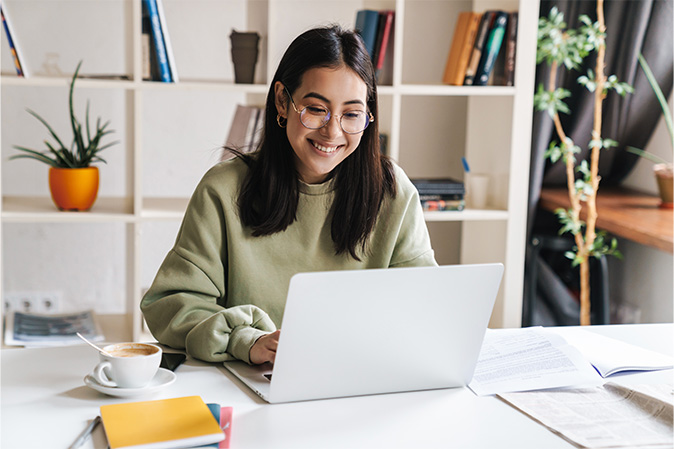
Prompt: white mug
<box><xmin>92</xmin><ymin>342</ymin><xmax>162</xmax><ymax>389</ymax></box>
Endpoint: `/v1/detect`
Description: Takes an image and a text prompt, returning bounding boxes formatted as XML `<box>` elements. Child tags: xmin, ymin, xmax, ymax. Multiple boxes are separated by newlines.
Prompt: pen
<box><xmin>461</xmin><ymin>157</ymin><xmax>470</xmax><ymax>173</ymax></box>
<box><xmin>69</xmin><ymin>415</ymin><xmax>101</xmax><ymax>449</ymax></box>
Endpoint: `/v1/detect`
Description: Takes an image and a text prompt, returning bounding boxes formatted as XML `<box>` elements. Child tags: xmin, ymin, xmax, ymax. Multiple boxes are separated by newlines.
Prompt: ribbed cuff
<box><xmin>228</xmin><ymin>326</ymin><xmax>270</xmax><ymax>364</ymax></box>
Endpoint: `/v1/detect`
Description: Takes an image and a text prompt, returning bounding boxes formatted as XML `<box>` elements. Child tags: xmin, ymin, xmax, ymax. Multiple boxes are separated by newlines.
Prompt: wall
<box><xmin>611</xmin><ymin>96</ymin><xmax>674</xmax><ymax>323</ymax></box>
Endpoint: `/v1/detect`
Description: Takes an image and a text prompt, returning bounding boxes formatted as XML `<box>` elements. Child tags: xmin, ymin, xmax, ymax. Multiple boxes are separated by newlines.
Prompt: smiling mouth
<box><xmin>311</xmin><ymin>140</ymin><xmax>341</xmax><ymax>154</ymax></box>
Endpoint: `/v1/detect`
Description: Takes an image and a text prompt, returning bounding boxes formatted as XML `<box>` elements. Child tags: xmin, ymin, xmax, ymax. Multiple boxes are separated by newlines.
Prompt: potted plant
<box><xmin>626</xmin><ymin>53</ymin><xmax>673</xmax><ymax>209</ymax></box>
<box><xmin>534</xmin><ymin>1</ymin><xmax>630</xmax><ymax>325</ymax></box>
<box><xmin>10</xmin><ymin>61</ymin><xmax>118</xmax><ymax>211</ymax></box>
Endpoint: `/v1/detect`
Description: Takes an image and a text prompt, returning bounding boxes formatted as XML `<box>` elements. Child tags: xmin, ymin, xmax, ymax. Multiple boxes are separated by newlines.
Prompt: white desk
<box><xmin>2</xmin><ymin>324</ymin><xmax>672</xmax><ymax>449</ymax></box>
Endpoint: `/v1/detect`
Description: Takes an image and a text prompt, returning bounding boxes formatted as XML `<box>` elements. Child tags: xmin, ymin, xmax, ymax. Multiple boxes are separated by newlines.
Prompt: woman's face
<box><xmin>275</xmin><ymin>66</ymin><xmax>369</xmax><ymax>184</ymax></box>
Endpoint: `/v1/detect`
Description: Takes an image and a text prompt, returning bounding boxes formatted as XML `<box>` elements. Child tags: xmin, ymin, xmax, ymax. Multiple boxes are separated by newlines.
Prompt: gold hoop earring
<box><xmin>276</xmin><ymin>114</ymin><xmax>287</xmax><ymax>128</ymax></box>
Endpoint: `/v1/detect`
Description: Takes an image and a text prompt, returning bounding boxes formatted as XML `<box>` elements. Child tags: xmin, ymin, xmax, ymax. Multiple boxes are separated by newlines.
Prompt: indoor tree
<box><xmin>534</xmin><ymin>0</ymin><xmax>631</xmax><ymax>325</ymax></box>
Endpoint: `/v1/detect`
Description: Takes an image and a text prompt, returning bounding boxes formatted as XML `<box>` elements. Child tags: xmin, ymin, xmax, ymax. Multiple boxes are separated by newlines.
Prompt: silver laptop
<box><xmin>222</xmin><ymin>263</ymin><xmax>503</xmax><ymax>403</ymax></box>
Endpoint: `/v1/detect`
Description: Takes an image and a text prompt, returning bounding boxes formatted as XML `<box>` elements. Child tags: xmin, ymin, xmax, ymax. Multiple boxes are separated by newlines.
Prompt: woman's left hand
<box><xmin>249</xmin><ymin>330</ymin><xmax>281</xmax><ymax>365</ymax></box>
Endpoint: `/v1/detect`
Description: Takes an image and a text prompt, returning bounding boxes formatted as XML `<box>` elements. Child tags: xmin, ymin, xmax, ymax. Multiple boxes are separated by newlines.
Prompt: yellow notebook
<box><xmin>100</xmin><ymin>396</ymin><xmax>224</xmax><ymax>449</ymax></box>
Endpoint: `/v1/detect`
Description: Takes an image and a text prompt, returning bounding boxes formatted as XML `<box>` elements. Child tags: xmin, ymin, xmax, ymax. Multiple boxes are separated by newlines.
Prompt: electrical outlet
<box><xmin>4</xmin><ymin>291</ymin><xmax>63</xmax><ymax>314</ymax></box>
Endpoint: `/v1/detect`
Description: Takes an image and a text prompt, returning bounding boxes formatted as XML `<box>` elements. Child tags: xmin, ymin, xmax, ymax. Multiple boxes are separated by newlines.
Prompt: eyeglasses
<box><xmin>284</xmin><ymin>86</ymin><xmax>374</xmax><ymax>135</ymax></box>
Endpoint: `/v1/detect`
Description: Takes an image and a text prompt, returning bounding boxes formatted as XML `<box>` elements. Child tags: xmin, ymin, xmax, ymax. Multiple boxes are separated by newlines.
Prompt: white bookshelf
<box><xmin>1</xmin><ymin>0</ymin><xmax>538</xmax><ymax>341</ymax></box>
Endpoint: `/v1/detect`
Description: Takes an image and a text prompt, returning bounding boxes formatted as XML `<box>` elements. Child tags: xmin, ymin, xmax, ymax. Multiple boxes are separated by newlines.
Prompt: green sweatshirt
<box><xmin>141</xmin><ymin>157</ymin><xmax>437</xmax><ymax>363</ymax></box>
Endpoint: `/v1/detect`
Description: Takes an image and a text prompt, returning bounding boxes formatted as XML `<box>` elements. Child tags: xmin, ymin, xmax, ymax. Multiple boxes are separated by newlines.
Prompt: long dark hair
<box><xmin>235</xmin><ymin>25</ymin><xmax>396</xmax><ymax>260</ymax></box>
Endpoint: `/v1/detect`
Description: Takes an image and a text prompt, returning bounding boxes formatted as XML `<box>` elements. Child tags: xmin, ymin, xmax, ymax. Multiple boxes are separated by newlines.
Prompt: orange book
<box><xmin>442</xmin><ymin>12</ymin><xmax>482</xmax><ymax>85</ymax></box>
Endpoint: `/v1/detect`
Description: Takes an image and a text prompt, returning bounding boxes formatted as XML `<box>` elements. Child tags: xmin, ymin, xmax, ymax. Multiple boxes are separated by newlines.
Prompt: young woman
<box><xmin>141</xmin><ymin>25</ymin><xmax>436</xmax><ymax>365</ymax></box>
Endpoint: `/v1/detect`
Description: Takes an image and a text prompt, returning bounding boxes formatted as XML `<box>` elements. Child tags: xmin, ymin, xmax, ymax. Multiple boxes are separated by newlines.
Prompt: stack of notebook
<box><xmin>411</xmin><ymin>178</ymin><xmax>465</xmax><ymax>211</ymax></box>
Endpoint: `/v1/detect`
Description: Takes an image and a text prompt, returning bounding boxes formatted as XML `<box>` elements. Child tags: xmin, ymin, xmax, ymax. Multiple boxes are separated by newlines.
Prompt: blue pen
<box><xmin>461</xmin><ymin>157</ymin><xmax>470</xmax><ymax>173</ymax></box>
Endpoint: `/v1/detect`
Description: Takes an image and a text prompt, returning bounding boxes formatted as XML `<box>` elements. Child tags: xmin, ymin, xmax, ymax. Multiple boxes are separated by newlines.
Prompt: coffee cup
<box><xmin>91</xmin><ymin>342</ymin><xmax>162</xmax><ymax>389</ymax></box>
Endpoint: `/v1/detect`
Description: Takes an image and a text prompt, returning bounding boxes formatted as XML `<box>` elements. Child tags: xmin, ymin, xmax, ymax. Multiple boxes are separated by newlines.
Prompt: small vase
<box><xmin>654</xmin><ymin>163</ymin><xmax>673</xmax><ymax>209</ymax></box>
<box><xmin>49</xmin><ymin>166</ymin><xmax>100</xmax><ymax>211</ymax></box>
<box><xmin>230</xmin><ymin>30</ymin><xmax>260</xmax><ymax>84</ymax></box>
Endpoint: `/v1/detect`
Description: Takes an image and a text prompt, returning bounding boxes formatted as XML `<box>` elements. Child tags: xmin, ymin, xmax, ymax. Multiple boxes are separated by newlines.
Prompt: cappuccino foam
<box><xmin>109</xmin><ymin>345</ymin><xmax>156</xmax><ymax>357</ymax></box>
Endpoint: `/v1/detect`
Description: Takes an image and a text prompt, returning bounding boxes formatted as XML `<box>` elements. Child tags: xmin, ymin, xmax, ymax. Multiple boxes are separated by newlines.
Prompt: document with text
<box><xmin>468</xmin><ymin>327</ymin><xmax>603</xmax><ymax>396</ymax></box>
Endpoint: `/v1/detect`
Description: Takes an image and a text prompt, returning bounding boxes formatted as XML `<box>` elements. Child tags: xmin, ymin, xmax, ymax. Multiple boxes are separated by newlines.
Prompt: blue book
<box><xmin>354</xmin><ymin>9</ymin><xmax>380</xmax><ymax>60</ymax></box>
<box><xmin>473</xmin><ymin>11</ymin><xmax>508</xmax><ymax>86</ymax></box>
<box><xmin>1</xmin><ymin>5</ymin><xmax>26</xmax><ymax>77</ymax></box>
<box><xmin>143</xmin><ymin>0</ymin><xmax>171</xmax><ymax>82</ymax></box>
<box><xmin>201</xmin><ymin>404</ymin><xmax>222</xmax><ymax>448</ymax></box>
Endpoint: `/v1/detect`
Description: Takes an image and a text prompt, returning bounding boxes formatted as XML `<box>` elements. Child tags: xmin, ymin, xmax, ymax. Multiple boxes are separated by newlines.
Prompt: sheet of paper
<box><xmin>498</xmin><ymin>382</ymin><xmax>674</xmax><ymax>448</ymax></box>
<box><xmin>468</xmin><ymin>327</ymin><xmax>603</xmax><ymax>396</ymax></box>
<box><xmin>548</xmin><ymin>327</ymin><xmax>674</xmax><ymax>377</ymax></box>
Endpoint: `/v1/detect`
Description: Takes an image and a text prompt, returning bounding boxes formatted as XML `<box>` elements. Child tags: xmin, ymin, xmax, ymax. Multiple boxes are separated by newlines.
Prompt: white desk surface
<box><xmin>2</xmin><ymin>323</ymin><xmax>672</xmax><ymax>449</ymax></box>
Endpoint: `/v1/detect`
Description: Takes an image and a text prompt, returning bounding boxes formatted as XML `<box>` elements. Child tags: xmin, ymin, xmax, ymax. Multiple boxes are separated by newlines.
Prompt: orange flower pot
<box><xmin>48</xmin><ymin>167</ymin><xmax>99</xmax><ymax>211</ymax></box>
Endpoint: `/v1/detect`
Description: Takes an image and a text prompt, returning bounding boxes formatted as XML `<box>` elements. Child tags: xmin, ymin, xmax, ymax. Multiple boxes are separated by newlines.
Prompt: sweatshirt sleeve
<box><xmin>389</xmin><ymin>167</ymin><xmax>438</xmax><ymax>268</ymax></box>
<box><xmin>141</xmin><ymin>168</ymin><xmax>276</xmax><ymax>364</ymax></box>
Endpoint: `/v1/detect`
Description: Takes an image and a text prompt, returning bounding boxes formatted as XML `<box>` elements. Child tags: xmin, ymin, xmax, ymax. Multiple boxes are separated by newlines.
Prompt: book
<box><xmin>354</xmin><ymin>9</ymin><xmax>380</xmax><ymax>60</ymax></box>
<box><xmin>411</xmin><ymin>178</ymin><xmax>465</xmax><ymax>196</ymax></box>
<box><xmin>442</xmin><ymin>12</ymin><xmax>482</xmax><ymax>86</ymax></box>
<box><xmin>222</xmin><ymin>104</ymin><xmax>264</xmax><ymax>160</ymax></box>
<box><xmin>141</xmin><ymin>3</ymin><xmax>158</xmax><ymax>81</ymax></box>
<box><xmin>154</xmin><ymin>0</ymin><xmax>178</xmax><ymax>82</ymax></box>
<box><xmin>205</xmin><ymin>404</ymin><xmax>233</xmax><ymax>449</ymax></box>
<box><xmin>144</xmin><ymin>0</ymin><xmax>171</xmax><ymax>82</ymax></box>
<box><xmin>4</xmin><ymin>309</ymin><xmax>103</xmax><ymax>347</ymax></box>
<box><xmin>1</xmin><ymin>4</ymin><xmax>27</xmax><ymax>77</ymax></box>
<box><xmin>373</xmin><ymin>11</ymin><xmax>394</xmax><ymax>80</ymax></box>
<box><xmin>372</xmin><ymin>13</ymin><xmax>387</xmax><ymax>67</ymax></box>
<box><xmin>473</xmin><ymin>11</ymin><xmax>508</xmax><ymax>86</ymax></box>
<box><xmin>419</xmin><ymin>193</ymin><xmax>464</xmax><ymax>201</ymax></box>
<box><xmin>421</xmin><ymin>199</ymin><xmax>465</xmax><ymax>212</ymax></box>
<box><xmin>502</xmin><ymin>12</ymin><xmax>518</xmax><ymax>86</ymax></box>
<box><xmin>246</xmin><ymin>107</ymin><xmax>264</xmax><ymax>152</ymax></box>
<box><xmin>100</xmin><ymin>396</ymin><xmax>224</xmax><ymax>449</ymax></box>
<box><xmin>463</xmin><ymin>11</ymin><xmax>495</xmax><ymax>85</ymax></box>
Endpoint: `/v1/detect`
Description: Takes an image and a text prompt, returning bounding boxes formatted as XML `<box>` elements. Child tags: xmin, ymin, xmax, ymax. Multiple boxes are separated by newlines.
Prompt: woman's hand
<box><xmin>249</xmin><ymin>330</ymin><xmax>281</xmax><ymax>365</ymax></box>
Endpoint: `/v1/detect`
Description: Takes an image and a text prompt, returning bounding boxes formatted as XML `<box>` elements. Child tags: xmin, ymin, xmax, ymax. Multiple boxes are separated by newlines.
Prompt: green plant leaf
<box><xmin>626</xmin><ymin>146</ymin><xmax>669</xmax><ymax>164</ymax></box>
<box><xmin>10</xmin><ymin>146</ymin><xmax>59</xmax><ymax>166</ymax></box>
<box><xmin>638</xmin><ymin>53</ymin><xmax>674</xmax><ymax>150</ymax></box>
<box><xmin>25</xmin><ymin>109</ymin><xmax>67</xmax><ymax>151</ymax></box>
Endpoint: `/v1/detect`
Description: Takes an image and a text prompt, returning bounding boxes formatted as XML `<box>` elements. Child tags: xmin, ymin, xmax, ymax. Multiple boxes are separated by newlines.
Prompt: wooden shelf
<box><xmin>539</xmin><ymin>187</ymin><xmax>673</xmax><ymax>254</ymax></box>
<box><xmin>423</xmin><ymin>208</ymin><xmax>508</xmax><ymax>222</ymax></box>
<box><xmin>2</xmin><ymin>196</ymin><xmax>134</xmax><ymax>222</ymax></box>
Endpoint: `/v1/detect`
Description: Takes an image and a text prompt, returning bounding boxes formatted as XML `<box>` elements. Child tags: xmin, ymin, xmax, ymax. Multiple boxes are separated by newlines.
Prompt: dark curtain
<box><xmin>524</xmin><ymin>0</ymin><xmax>673</xmax><ymax>326</ymax></box>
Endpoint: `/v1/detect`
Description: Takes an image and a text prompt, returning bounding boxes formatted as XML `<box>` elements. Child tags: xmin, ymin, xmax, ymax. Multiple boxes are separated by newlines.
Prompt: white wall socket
<box><xmin>4</xmin><ymin>291</ymin><xmax>63</xmax><ymax>314</ymax></box>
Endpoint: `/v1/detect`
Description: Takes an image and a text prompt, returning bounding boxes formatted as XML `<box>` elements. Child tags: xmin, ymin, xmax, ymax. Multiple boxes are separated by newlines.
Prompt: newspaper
<box><xmin>4</xmin><ymin>309</ymin><xmax>104</xmax><ymax>347</ymax></box>
<box><xmin>498</xmin><ymin>382</ymin><xmax>674</xmax><ymax>448</ymax></box>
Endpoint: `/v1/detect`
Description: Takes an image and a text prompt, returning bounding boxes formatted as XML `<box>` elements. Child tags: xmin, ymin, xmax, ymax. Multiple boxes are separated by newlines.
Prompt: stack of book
<box><xmin>411</xmin><ymin>178</ymin><xmax>465</xmax><ymax>212</ymax></box>
<box><xmin>354</xmin><ymin>9</ymin><xmax>395</xmax><ymax>83</ymax></box>
<box><xmin>99</xmin><ymin>396</ymin><xmax>231</xmax><ymax>449</ymax></box>
<box><xmin>442</xmin><ymin>10</ymin><xmax>518</xmax><ymax>86</ymax></box>
<box><xmin>142</xmin><ymin>0</ymin><xmax>178</xmax><ymax>82</ymax></box>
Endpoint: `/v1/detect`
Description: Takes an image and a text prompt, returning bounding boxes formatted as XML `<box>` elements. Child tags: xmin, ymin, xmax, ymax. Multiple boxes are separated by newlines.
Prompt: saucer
<box><xmin>84</xmin><ymin>368</ymin><xmax>176</xmax><ymax>398</ymax></box>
